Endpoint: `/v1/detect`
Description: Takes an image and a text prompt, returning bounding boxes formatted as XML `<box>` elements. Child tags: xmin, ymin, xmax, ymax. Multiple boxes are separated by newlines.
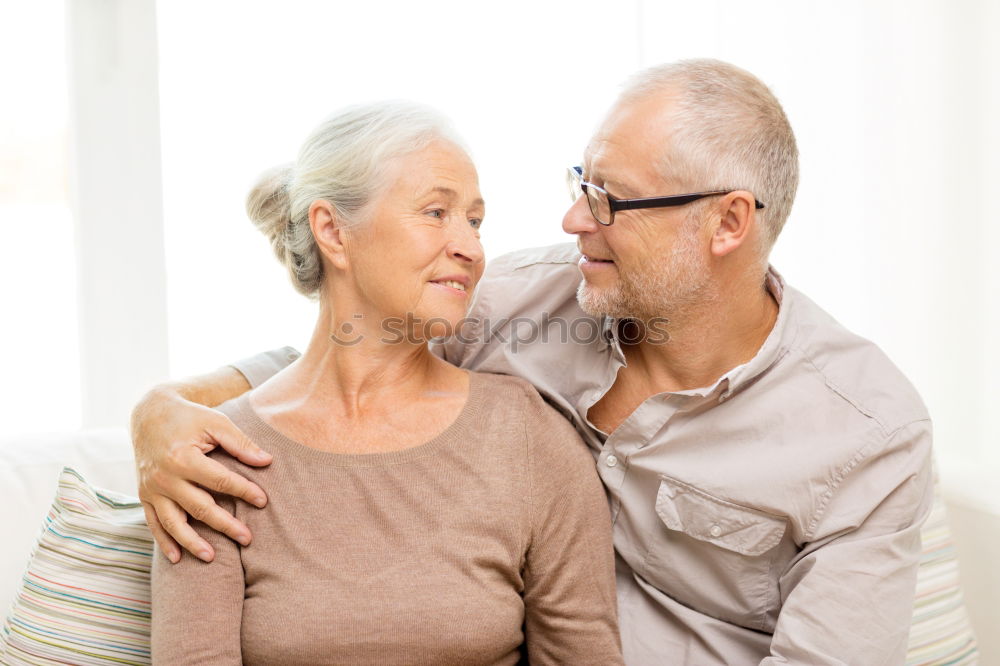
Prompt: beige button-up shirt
<box><xmin>235</xmin><ymin>242</ymin><xmax>934</xmax><ymax>665</ymax></box>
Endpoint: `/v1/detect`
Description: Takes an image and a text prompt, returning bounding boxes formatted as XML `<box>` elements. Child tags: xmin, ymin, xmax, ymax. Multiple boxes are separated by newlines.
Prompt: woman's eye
<box><xmin>469</xmin><ymin>218</ymin><xmax>483</xmax><ymax>229</ymax></box>
<box><xmin>427</xmin><ymin>209</ymin><xmax>444</xmax><ymax>219</ymax></box>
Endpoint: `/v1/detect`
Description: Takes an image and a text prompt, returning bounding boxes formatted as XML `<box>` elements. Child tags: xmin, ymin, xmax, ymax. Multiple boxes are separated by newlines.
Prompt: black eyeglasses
<box><xmin>566</xmin><ymin>166</ymin><xmax>765</xmax><ymax>226</ymax></box>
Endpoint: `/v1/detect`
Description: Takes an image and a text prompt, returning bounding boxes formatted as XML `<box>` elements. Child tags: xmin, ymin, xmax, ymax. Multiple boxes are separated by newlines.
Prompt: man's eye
<box><xmin>427</xmin><ymin>209</ymin><xmax>444</xmax><ymax>218</ymax></box>
<box><xmin>469</xmin><ymin>218</ymin><xmax>483</xmax><ymax>229</ymax></box>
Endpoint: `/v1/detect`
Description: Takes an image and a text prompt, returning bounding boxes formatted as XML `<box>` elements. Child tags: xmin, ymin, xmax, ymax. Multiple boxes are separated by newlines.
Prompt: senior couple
<box><xmin>137</xmin><ymin>59</ymin><xmax>932</xmax><ymax>665</ymax></box>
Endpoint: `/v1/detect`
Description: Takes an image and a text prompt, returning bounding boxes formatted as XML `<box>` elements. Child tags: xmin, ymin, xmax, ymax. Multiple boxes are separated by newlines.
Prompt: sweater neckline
<box><xmin>230</xmin><ymin>370</ymin><xmax>485</xmax><ymax>468</ymax></box>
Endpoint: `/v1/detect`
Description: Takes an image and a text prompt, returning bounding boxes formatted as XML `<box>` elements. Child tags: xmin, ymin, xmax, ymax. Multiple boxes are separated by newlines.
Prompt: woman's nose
<box><xmin>447</xmin><ymin>222</ymin><xmax>485</xmax><ymax>265</ymax></box>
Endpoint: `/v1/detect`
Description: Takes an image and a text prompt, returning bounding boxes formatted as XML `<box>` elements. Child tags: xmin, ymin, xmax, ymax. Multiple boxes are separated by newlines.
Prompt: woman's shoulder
<box><xmin>468</xmin><ymin>371</ymin><xmax>562</xmax><ymax>421</ymax></box>
<box><xmin>468</xmin><ymin>370</ymin><xmax>538</xmax><ymax>400</ymax></box>
<box><xmin>203</xmin><ymin>394</ymin><xmax>268</xmax><ymax>473</ymax></box>
<box><xmin>468</xmin><ymin>371</ymin><xmax>587</xmax><ymax>452</ymax></box>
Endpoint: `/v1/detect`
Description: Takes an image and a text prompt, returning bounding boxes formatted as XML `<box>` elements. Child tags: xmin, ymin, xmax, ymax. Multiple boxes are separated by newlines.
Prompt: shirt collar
<box><xmin>717</xmin><ymin>265</ymin><xmax>793</xmax><ymax>399</ymax></box>
<box><xmin>601</xmin><ymin>265</ymin><xmax>795</xmax><ymax>399</ymax></box>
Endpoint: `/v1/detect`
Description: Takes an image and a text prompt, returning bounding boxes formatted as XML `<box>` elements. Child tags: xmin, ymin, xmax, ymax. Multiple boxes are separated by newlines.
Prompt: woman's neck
<box><xmin>279</xmin><ymin>298</ymin><xmax>461</xmax><ymax>418</ymax></box>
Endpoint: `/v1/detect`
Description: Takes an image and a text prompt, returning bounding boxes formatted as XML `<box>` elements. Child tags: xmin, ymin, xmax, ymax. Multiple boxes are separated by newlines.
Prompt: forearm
<box><xmin>146</xmin><ymin>346</ymin><xmax>304</xmax><ymax>411</ymax></box>
<box><xmin>130</xmin><ymin>345</ymin><xmax>300</xmax><ymax>446</ymax></box>
<box><xmin>154</xmin><ymin>365</ymin><xmax>250</xmax><ymax>408</ymax></box>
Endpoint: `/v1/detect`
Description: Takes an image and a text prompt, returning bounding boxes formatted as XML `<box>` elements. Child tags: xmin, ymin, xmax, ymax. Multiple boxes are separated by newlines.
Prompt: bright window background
<box><xmin>156</xmin><ymin>0</ymin><xmax>639</xmax><ymax>376</ymax></box>
<box><xmin>0</xmin><ymin>2</ymin><xmax>81</xmax><ymax>436</ymax></box>
<box><xmin>2</xmin><ymin>0</ymin><xmax>998</xmax><ymax>471</ymax></box>
<box><xmin>157</xmin><ymin>0</ymin><xmax>999</xmax><ymax>466</ymax></box>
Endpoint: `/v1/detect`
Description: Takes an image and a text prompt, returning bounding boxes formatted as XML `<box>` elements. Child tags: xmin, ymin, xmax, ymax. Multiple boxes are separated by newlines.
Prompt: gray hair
<box><xmin>246</xmin><ymin>101</ymin><xmax>466</xmax><ymax>298</ymax></box>
<box><xmin>619</xmin><ymin>59</ymin><xmax>799</xmax><ymax>255</ymax></box>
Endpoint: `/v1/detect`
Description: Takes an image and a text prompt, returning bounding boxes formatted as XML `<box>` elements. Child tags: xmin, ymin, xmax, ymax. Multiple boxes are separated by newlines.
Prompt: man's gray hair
<box><xmin>246</xmin><ymin>101</ymin><xmax>466</xmax><ymax>298</ymax></box>
<box><xmin>620</xmin><ymin>59</ymin><xmax>799</xmax><ymax>254</ymax></box>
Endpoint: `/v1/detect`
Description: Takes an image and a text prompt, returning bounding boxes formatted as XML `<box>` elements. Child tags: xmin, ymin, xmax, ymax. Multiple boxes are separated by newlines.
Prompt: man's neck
<box><xmin>625</xmin><ymin>272</ymin><xmax>780</xmax><ymax>394</ymax></box>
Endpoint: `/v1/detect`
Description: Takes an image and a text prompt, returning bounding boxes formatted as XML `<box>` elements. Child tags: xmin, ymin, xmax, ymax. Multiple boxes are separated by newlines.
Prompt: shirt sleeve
<box><xmin>763</xmin><ymin>419</ymin><xmax>934</xmax><ymax>665</ymax></box>
<box><xmin>229</xmin><ymin>346</ymin><xmax>300</xmax><ymax>389</ymax></box>
<box><xmin>521</xmin><ymin>394</ymin><xmax>624</xmax><ymax>665</ymax></box>
<box><xmin>151</xmin><ymin>488</ymin><xmax>245</xmax><ymax>664</ymax></box>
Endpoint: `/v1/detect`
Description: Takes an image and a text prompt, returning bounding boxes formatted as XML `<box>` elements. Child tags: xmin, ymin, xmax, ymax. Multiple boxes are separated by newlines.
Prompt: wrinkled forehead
<box><xmin>582</xmin><ymin>95</ymin><xmax>678</xmax><ymax>192</ymax></box>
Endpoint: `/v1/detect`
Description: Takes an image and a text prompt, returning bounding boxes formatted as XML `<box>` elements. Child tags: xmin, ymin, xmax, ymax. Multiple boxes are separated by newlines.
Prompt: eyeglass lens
<box><xmin>567</xmin><ymin>168</ymin><xmax>612</xmax><ymax>225</ymax></box>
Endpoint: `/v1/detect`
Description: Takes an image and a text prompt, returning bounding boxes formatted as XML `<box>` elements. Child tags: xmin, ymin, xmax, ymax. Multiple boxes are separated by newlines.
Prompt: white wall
<box><xmin>151</xmin><ymin>0</ymin><xmax>999</xmax><ymax>469</ymax></box>
<box><xmin>154</xmin><ymin>0</ymin><xmax>641</xmax><ymax>377</ymax></box>
<box><xmin>66</xmin><ymin>0</ymin><xmax>170</xmax><ymax>429</ymax></box>
<box><xmin>0</xmin><ymin>3</ymin><xmax>81</xmax><ymax>436</ymax></box>
<box><xmin>3</xmin><ymin>0</ymin><xmax>997</xmax><ymax>469</ymax></box>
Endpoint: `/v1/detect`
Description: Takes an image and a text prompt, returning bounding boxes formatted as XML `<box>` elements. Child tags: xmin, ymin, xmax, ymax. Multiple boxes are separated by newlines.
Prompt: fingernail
<box><xmin>198</xmin><ymin>550</ymin><xmax>212</xmax><ymax>562</ymax></box>
<box><xmin>255</xmin><ymin>450</ymin><xmax>272</xmax><ymax>461</ymax></box>
<box><xmin>237</xmin><ymin>534</ymin><xmax>250</xmax><ymax>546</ymax></box>
<box><xmin>252</xmin><ymin>495</ymin><xmax>267</xmax><ymax>508</ymax></box>
<box><xmin>168</xmin><ymin>550</ymin><xmax>180</xmax><ymax>564</ymax></box>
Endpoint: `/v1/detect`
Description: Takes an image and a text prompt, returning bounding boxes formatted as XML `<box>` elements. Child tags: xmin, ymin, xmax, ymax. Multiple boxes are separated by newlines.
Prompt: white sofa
<box><xmin>0</xmin><ymin>428</ymin><xmax>138</xmax><ymax>618</ymax></box>
<box><xmin>1</xmin><ymin>429</ymin><xmax>997</xmax><ymax>662</ymax></box>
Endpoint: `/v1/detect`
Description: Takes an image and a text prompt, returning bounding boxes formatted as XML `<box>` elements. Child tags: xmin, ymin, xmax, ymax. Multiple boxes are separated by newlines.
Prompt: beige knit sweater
<box><xmin>151</xmin><ymin>371</ymin><xmax>622</xmax><ymax>665</ymax></box>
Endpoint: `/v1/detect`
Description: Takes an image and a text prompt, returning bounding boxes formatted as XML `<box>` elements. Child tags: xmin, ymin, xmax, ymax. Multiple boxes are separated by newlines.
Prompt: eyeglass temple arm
<box><xmin>616</xmin><ymin>193</ymin><xmax>766</xmax><ymax>211</ymax></box>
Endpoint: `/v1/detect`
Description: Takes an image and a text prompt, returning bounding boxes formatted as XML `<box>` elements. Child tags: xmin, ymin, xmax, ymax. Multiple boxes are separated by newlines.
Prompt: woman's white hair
<box><xmin>246</xmin><ymin>101</ymin><xmax>467</xmax><ymax>298</ymax></box>
<box><xmin>620</xmin><ymin>59</ymin><xmax>799</xmax><ymax>256</ymax></box>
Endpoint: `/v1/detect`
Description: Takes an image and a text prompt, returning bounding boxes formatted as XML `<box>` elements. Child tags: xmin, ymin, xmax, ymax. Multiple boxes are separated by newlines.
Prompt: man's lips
<box><xmin>579</xmin><ymin>255</ymin><xmax>616</xmax><ymax>276</ymax></box>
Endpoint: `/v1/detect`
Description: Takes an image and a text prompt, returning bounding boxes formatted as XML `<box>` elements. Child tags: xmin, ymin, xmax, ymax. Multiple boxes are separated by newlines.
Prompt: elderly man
<box><xmin>132</xmin><ymin>59</ymin><xmax>932</xmax><ymax>663</ymax></box>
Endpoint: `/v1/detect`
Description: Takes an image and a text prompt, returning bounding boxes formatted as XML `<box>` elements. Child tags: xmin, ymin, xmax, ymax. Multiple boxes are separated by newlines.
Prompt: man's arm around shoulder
<box><xmin>130</xmin><ymin>347</ymin><xmax>297</xmax><ymax>562</ymax></box>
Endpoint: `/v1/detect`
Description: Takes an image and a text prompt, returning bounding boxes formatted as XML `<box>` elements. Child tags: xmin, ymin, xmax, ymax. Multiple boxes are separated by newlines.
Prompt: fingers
<box><xmin>131</xmin><ymin>394</ymin><xmax>267</xmax><ymax>563</ymax></box>
<box><xmin>167</xmin><ymin>479</ymin><xmax>254</xmax><ymax>551</ymax></box>
<box><xmin>184</xmin><ymin>446</ymin><xmax>269</xmax><ymax>509</ymax></box>
<box><xmin>143</xmin><ymin>500</ymin><xmax>180</xmax><ymax>563</ymax></box>
<box><xmin>206</xmin><ymin>418</ymin><xmax>273</xmax><ymax>468</ymax></box>
<box><xmin>148</xmin><ymin>494</ymin><xmax>216</xmax><ymax>562</ymax></box>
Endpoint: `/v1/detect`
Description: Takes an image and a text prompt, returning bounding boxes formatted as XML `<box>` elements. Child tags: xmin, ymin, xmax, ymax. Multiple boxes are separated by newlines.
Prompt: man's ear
<box><xmin>709</xmin><ymin>191</ymin><xmax>757</xmax><ymax>258</ymax></box>
<box><xmin>309</xmin><ymin>199</ymin><xmax>350</xmax><ymax>270</ymax></box>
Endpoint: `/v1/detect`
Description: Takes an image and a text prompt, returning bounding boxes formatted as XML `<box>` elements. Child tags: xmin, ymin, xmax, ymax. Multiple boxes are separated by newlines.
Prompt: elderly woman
<box><xmin>150</xmin><ymin>102</ymin><xmax>622</xmax><ymax>665</ymax></box>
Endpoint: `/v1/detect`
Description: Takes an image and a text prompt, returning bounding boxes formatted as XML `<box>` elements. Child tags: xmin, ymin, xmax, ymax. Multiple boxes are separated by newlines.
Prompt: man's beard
<box><xmin>576</xmin><ymin>221</ymin><xmax>716</xmax><ymax>322</ymax></box>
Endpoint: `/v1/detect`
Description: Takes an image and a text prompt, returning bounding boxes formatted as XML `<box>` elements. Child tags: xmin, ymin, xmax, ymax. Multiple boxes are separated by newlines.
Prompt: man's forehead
<box><xmin>582</xmin><ymin>94</ymin><xmax>677</xmax><ymax>186</ymax></box>
<box><xmin>583</xmin><ymin>132</ymin><xmax>670</xmax><ymax>194</ymax></box>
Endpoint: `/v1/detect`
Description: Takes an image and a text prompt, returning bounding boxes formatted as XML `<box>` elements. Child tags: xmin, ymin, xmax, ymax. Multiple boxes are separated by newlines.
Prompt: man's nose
<box><xmin>562</xmin><ymin>196</ymin><xmax>601</xmax><ymax>236</ymax></box>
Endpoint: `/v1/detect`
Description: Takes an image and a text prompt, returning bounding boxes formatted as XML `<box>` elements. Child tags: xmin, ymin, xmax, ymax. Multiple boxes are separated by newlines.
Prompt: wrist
<box><xmin>130</xmin><ymin>384</ymin><xmax>186</xmax><ymax>447</ymax></box>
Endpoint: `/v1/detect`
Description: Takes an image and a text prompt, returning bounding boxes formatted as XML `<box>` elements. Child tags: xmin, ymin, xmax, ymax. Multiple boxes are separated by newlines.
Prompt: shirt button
<box><xmin>605</xmin><ymin>454</ymin><xmax>618</xmax><ymax>468</ymax></box>
<box><xmin>709</xmin><ymin>524</ymin><xmax>723</xmax><ymax>538</ymax></box>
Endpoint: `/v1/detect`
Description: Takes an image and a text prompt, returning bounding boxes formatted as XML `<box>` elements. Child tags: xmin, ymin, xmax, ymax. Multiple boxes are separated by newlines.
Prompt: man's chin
<box><xmin>576</xmin><ymin>280</ymin><xmax>629</xmax><ymax>318</ymax></box>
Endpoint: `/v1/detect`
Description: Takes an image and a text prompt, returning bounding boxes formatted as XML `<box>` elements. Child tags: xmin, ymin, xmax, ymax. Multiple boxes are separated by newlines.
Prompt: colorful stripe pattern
<box><xmin>1</xmin><ymin>468</ymin><xmax>152</xmax><ymax>665</ymax></box>
<box><xmin>905</xmin><ymin>470</ymin><xmax>980</xmax><ymax>665</ymax></box>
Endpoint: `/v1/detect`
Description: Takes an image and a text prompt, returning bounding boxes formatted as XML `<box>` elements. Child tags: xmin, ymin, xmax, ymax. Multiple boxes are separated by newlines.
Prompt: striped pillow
<box><xmin>0</xmin><ymin>467</ymin><xmax>153</xmax><ymax>665</ymax></box>
<box><xmin>905</xmin><ymin>471</ymin><xmax>979</xmax><ymax>665</ymax></box>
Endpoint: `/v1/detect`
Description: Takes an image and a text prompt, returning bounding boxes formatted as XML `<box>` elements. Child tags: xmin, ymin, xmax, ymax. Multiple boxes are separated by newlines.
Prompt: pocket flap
<box><xmin>655</xmin><ymin>476</ymin><xmax>787</xmax><ymax>556</ymax></box>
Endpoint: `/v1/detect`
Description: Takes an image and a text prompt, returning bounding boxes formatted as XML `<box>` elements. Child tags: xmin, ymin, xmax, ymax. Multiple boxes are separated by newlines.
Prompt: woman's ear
<box><xmin>309</xmin><ymin>199</ymin><xmax>350</xmax><ymax>271</ymax></box>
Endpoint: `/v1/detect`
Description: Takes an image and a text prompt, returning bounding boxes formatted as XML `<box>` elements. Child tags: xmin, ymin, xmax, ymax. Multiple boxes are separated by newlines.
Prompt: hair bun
<box><xmin>246</xmin><ymin>164</ymin><xmax>294</xmax><ymax>248</ymax></box>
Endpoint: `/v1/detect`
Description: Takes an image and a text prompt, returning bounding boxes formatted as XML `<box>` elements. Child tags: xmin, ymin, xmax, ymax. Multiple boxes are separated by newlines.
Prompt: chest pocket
<box><xmin>642</xmin><ymin>475</ymin><xmax>788</xmax><ymax>630</ymax></box>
